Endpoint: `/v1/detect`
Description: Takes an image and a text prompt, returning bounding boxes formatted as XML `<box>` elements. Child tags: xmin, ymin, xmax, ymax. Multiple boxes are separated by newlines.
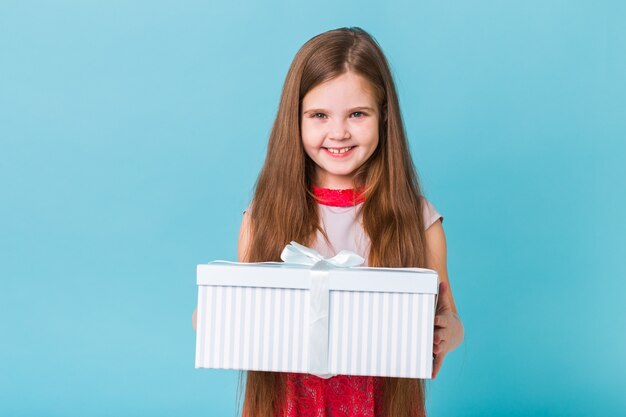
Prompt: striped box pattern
<box><xmin>195</xmin><ymin>262</ymin><xmax>437</xmax><ymax>379</ymax></box>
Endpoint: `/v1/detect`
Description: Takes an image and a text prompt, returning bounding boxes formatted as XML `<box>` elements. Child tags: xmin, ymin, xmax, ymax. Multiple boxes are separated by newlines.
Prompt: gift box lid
<box><xmin>197</xmin><ymin>261</ymin><xmax>438</xmax><ymax>294</ymax></box>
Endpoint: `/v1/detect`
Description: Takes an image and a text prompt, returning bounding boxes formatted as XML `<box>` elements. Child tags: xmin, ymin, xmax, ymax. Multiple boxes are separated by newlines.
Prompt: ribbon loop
<box><xmin>281</xmin><ymin>241</ymin><xmax>364</xmax><ymax>268</ymax></box>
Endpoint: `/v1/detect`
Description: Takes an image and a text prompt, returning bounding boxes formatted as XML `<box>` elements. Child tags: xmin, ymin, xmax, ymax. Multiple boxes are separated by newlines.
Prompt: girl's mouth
<box><xmin>323</xmin><ymin>146</ymin><xmax>356</xmax><ymax>156</ymax></box>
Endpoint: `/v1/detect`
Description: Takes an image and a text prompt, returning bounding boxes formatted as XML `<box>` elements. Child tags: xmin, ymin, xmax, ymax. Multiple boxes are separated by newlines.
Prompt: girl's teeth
<box><xmin>327</xmin><ymin>147</ymin><xmax>353</xmax><ymax>154</ymax></box>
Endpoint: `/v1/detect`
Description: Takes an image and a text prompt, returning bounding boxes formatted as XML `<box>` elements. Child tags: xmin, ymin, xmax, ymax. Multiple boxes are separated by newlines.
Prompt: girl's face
<box><xmin>300</xmin><ymin>71</ymin><xmax>380</xmax><ymax>189</ymax></box>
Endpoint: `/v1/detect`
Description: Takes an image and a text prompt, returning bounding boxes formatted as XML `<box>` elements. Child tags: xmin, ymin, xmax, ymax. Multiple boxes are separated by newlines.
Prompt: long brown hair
<box><xmin>243</xmin><ymin>27</ymin><xmax>427</xmax><ymax>417</ymax></box>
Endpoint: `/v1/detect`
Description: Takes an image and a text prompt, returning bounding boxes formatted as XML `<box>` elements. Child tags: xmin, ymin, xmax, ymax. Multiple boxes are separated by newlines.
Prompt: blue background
<box><xmin>1</xmin><ymin>1</ymin><xmax>625</xmax><ymax>416</ymax></box>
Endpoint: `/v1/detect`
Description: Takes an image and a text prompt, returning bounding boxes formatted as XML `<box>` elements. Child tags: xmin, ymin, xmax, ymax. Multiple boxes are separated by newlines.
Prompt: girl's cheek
<box><xmin>354</xmin><ymin>122</ymin><xmax>378</xmax><ymax>135</ymax></box>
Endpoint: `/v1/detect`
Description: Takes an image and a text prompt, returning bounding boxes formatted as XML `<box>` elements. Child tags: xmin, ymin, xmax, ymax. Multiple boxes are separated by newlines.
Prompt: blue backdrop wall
<box><xmin>1</xmin><ymin>1</ymin><xmax>625</xmax><ymax>416</ymax></box>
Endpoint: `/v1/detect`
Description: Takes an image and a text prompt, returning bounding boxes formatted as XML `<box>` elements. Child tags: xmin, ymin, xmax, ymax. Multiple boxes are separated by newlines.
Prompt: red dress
<box><xmin>281</xmin><ymin>373</ymin><xmax>385</xmax><ymax>417</ymax></box>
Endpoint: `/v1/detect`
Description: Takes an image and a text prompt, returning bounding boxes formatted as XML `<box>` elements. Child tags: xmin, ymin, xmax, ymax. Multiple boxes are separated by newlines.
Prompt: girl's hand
<box><xmin>432</xmin><ymin>281</ymin><xmax>464</xmax><ymax>378</ymax></box>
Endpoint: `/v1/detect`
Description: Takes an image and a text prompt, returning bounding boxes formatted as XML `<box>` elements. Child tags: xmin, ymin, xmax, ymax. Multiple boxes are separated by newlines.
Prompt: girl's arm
<box><xmin>192</xmin><ymin>211</ymin><xmax>253</xmax><ymax>331</ymax></box>
<box><xmin>424</xmin><ymin>219</ymin><xmax>464</xmax><ymax>378</ymax></box>
<box><xmin>237</xmin><ymin>211</ymin><xmax>252</xmax><ymax>262</ymax></box>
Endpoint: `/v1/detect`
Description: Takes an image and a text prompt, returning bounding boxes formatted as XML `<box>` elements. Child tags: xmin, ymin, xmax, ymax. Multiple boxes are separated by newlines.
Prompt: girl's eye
<box><xmin>351</xmin><ymin>111</ymin><xmax>364</xmax><ymax>118</ymax></box>
<box><xmin>313</xmin><ymin>113</ymin><xmax>327</xmax><ymax>119</ymax></box>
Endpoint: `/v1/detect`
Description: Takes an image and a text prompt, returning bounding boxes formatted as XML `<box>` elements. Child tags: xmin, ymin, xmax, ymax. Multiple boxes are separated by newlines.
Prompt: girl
<box><xmin>197</xmin><ymin>26</ymin><xmax>464</xmax><ymax>417</ymax></box>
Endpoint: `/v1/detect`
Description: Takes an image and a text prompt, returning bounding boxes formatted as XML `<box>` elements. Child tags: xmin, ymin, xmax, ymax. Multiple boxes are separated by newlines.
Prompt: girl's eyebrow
<box><xmin>349</xmin><ymin>106</ymin><xmax>376</xmax><ymax>112</ymax></box>
<box><xmin>302</xmin><ymin>106</ymin><xmax>376</xmax><ymax>114</ymax></box>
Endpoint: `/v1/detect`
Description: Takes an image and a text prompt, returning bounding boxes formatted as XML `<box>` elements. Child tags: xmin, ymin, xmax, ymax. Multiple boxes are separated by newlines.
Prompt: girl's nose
<box><xmin>329</xmin><ymin>120</ymin><xmax>351</xmax><ymax>140</ymax></box>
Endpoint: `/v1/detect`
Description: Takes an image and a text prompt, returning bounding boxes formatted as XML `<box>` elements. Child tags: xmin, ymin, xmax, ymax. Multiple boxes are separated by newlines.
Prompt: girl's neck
<box><xmin>312</xmin><ymin>170</ymin><xmax>358</xmax><ymax>191</ymax></box>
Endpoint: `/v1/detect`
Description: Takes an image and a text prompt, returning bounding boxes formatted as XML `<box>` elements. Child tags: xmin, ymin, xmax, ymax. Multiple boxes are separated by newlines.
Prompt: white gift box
<box><xmin>195</xmin><ymin>248</ymin><xmax>438</xmax><ymax>379</ymax></box>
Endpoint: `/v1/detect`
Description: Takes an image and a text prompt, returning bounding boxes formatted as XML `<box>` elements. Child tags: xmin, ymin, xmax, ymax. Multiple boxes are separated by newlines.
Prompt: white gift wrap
<box><xmin>195</xmin><ymin>245</ymin><xmax>439</xmax><ymax>379</ymax></box>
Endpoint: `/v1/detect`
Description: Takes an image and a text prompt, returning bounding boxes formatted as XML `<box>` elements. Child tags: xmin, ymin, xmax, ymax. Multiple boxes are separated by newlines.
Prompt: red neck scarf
<box><xmin>312</xmin><ymin>184</ymin><xmax>365</xmax><ymax>207</ymax></box>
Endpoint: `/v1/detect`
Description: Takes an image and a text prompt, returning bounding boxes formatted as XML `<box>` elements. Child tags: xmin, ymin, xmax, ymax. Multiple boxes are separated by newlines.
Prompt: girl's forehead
<box><xmin>302</xmin><ymin>72</ymin><xmax>378</xmax><ymax>106</ymax></box>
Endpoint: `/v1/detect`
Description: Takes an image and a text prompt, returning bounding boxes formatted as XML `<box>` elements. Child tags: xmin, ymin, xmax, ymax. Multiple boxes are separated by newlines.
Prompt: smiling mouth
<box><xmin>323</xmin><ymin>146</ymin><xmax>355</xmax><ymax>155</ymax></box>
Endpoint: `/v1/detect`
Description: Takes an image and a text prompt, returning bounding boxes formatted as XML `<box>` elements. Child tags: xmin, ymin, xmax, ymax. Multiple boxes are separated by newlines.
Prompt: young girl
<box><xmin>198</xmin><ymin>26</ymin><xmax>464</xmax><ymax>417</ymax></box>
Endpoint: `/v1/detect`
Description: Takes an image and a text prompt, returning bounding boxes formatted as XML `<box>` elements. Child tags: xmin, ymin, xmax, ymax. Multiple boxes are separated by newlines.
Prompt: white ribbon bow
<box><xmin>280</xmin><ymin>241</ymin><xmax>365</xmax><ymax>267</ymax></box>
<box><xmin>280</xmin><ymin>242</ymin><xmax>364</xmax><ymax>379</ymax></box>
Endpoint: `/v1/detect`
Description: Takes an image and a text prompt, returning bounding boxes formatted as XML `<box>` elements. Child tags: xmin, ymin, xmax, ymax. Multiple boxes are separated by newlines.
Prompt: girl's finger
<box><xmin>434</xmin><ymin>314</ymin><xmax>447</xmax><ymax>328</ymax></box>
<box><xmin>434</xmin><ymin>328</ymin><xmax>447</xmax><ymax>344</ymax></box>
<box><xmin>432</xmin><ymin>352</ymin><xmax>446</xmax><ymax>379</ymax></box>
<box><xmin>433</xmin><ymin>340</ymin><xmax>448</xmax><ymax>355</ymax></box>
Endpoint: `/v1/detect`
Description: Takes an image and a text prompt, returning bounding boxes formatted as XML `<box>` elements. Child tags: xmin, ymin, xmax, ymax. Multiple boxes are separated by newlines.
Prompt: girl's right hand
<box><xmin>432</xmin><ymin>281</ymin><xmax>464</xmax><ymax>378</ymax></box>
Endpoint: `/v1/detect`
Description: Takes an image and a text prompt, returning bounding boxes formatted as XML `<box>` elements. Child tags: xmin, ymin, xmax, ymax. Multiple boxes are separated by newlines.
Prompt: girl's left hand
<box><xmin>432</xmin><ymin>281</ymin><xmax>464</xmax><ymax>378</ymax></box>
